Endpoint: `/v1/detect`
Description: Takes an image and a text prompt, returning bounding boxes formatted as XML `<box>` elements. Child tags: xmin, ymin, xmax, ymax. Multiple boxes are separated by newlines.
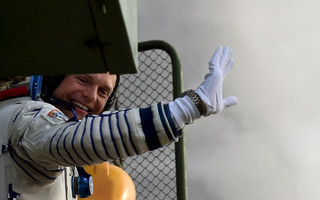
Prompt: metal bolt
<box><xmin>102</xmin><ymin>4</ymin><xmax>107</xmax><ymax>14</ymax></box>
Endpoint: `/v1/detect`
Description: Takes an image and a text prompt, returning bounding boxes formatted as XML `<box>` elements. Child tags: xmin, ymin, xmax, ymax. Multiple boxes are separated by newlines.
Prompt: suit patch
<box><xmin>48</xmin><ymin>110</ymin><xmax>68</xmax><ymax>121</ymax></box>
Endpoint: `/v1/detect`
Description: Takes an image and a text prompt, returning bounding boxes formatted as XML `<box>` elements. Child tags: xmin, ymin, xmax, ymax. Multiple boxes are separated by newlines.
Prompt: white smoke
<box><xmin>138</xmin><ymin>0</ymin><xmax>320</xmax><ymax>199</ymax></box>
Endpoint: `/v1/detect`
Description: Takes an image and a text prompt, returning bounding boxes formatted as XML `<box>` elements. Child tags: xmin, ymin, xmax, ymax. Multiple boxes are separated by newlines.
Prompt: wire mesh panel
<box><xmin>114</xmin><ymin>40</ymin><xmax>185</xmax><ymax>200</ymax></box>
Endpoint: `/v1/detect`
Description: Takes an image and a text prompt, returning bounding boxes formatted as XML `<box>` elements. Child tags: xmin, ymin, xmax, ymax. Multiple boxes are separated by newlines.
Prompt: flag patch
<box><xmin>48</xmin><ymin>109</ymin><xmax>68</xmax><ymax>121</ymax></box>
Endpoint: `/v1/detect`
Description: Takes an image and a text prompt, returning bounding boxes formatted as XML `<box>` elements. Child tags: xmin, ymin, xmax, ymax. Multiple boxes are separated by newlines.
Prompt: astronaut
<box><xmin>0</xmin><ymin>46</ymin><xmax>238</xmax><ymax>199</ymax></box>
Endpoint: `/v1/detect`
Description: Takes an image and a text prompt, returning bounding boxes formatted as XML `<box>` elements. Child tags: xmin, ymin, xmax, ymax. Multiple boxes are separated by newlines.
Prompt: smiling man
<box><xmin>0</xmin><ymin>46</ymin><xmax>238</xmax><ymax>200</ymax></box>
<box><xmin>52</xmin><ymin>73</ymin><xmax>117</xmax><ymax>119</ymax></box>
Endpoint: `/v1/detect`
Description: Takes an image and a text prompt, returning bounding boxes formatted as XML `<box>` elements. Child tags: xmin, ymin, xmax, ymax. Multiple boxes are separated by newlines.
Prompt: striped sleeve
<box><xmin>140</xmin><ymin>103</ymin><xmax>180</xmax><ymax>150</ymax></box>
<box><xmin>9</xmin><ymin>101</ymin><xmax>181</xmax><ymax>184</ymax></box>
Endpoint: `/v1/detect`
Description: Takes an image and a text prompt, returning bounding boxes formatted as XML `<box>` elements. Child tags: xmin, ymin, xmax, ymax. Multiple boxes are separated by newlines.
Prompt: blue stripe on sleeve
<box><xmin>8</xmin><ymin>142</ymin><xmax>59</xmax><ymax>182</ymax></box>
<box><xmin>157</xmin><ymin>103</ymin><xmax>174</xmax><ymax>141</ymax></box>
<box><xmin>163</xmin><ymin>104</ymin><xmax>182</xmax><ymax>137</ymax></box>
<box><xmin>56</xmin><ymin>124</ymin><xmax>74</xmax><ymax>165</ymax></box>
<box><xmin>20</xmin><ymin>144</ymin><xmax>64</xmax><ymax>174</ymax></box>
<box><xmin>80</xmin><ymin>118</ymin><xmax>93</xmax><ymax>162</ymax></box>
<box><xmin>124</xmin><ymin>110</ymin><xmax>138</xmax><ymax>154</ymax></box>
<box><xmin>8</xmin><ymin>147</ymin><xmax>40</xmax><ymax>183</ymax></box>
<box><xmin>32</xmin><ymin>108</ymin><xmax>42</xmax><ymax>118</ymax></box>
<box><xmin>139</xmin><ymin>107</ymin><xmax>161</xmax><ymax>150</ymax></box>
<box><xmin>16</xmin><ymin>154</ymin><xmax>57</xmax><ymax>181</ymax></box>
<box><xmin>63</xmin><ymin>132</ymin><xmax>79</xmax><ymax>165</ymax></box>
<box><xmin>116</xmin><ymin>112</ymin><xmax>130</xmax><ymax>156</ymax></box>
<box><xmin>49</xmin><ymin>127</ymin><xmax>63</xmax><ymax>160</ymax></box>
<box><xmin>13</xmin><ymin>107</ymin><xmax>23</xmax><ymax>123</ymax></box>
<box><xmin>71</xmin><ymin>122</ymin><xmax>89</xmax><ymax>165</ymax></box>
<box><xmin>109</xmin><ymin>112</ymin><xmax>120</xmax><ymax>158</ymax></box>
<box><xmin>89</xmin><ymin>116</ymin><xmax>106</xmax><ymax>161</ymax></box>
<box><xmin>99</xmin><ymin>116</ymin><xmax>114</xmax><ymax>159</ymax></box>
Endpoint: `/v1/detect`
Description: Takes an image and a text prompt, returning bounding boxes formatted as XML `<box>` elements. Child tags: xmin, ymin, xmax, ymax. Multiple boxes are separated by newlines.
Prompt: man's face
<box><xmin>52</xmin><ymin>73</ymin><xmax>117</xmax><ymax>120</ymax></box>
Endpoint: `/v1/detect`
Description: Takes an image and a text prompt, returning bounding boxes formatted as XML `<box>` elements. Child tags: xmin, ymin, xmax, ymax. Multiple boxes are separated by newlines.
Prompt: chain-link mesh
<box><xmin>114</xmin><ymin>44</ymin><xmax>179</xmax><ymax>200</ymax></box>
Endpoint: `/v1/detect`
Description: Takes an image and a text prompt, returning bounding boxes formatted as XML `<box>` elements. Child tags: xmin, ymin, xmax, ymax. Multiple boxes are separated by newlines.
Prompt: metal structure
<box><xmin>114</xmin><ymin>40</ymin><xmax>187</xmax><ymax>200</ymax></box>
<box><xmin>0</xmin><ymin>0</ymin><xmax>138</xmax><ymax>76</ymax></box>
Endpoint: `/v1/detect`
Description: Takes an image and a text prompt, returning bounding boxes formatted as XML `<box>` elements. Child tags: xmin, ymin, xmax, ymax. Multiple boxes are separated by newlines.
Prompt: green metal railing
<box><xmin>114</xmin><ymin>40</ymin><xmax>187</xmax><ymax>200</ymax></box>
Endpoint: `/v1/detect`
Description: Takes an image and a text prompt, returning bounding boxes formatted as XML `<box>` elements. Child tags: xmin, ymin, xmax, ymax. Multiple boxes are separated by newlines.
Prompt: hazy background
<box><xmin>138</xmin><ymin>0</ymin><xmax>320</xmax><ymax>199</ymax></box>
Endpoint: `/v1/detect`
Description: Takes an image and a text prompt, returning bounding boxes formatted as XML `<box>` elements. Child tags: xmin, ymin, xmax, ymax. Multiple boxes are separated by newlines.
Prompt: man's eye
<box><xmin>77</xmin><ymin>77</ymin><xmax>87</xmax><ymax>84</ymax></box>
<box><xmin>99</xmin><ymin>89</ymin><xmax>109</xmax><ymax>97</ymax></box>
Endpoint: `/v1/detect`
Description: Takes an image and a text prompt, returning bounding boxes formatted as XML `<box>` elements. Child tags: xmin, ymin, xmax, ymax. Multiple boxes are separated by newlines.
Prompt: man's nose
<box><xmin>82</xmin><ymin>86</ymin><xmax>97</xmax><ymax>101</ymax></box>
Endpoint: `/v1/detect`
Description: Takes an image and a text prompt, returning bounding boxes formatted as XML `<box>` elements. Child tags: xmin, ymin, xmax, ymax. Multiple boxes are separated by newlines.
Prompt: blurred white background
<box><xmin>138</xmin><ymin>0</ymin><xmax>320</xmax><ymax>199</ymax></box>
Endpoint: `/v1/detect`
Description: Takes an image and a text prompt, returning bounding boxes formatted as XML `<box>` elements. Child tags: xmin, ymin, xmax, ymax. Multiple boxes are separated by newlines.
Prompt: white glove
<box><xmin>195</xmin><ymin>46</ymin><xmax>238</xmax><ymax>116</ymax></box>
<box><xmin>169</xmin><ymin>46</ymin><xmax>238</xmax><ymax>129</ymax></box>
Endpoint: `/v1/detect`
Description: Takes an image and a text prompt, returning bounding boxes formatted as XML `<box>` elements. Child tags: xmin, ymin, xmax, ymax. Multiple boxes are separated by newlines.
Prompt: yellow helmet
<box><xmin>79</xmin><ymin>162</ymin><xmax>136</xmax><ymax>200</ymax></box>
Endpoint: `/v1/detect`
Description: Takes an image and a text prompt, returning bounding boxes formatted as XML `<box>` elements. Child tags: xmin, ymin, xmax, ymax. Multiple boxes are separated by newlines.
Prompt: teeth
<box><xmin>72</xmin><ymin>101</ymin><xmax>89</xmax><ymax>111</ymax></box>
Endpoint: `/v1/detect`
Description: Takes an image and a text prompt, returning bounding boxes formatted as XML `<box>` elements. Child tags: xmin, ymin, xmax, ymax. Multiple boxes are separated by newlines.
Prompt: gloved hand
<box><xmin>169</xmin><ymin>46</ymin><xmax>238</xmax><ymax>129</ymax></box>
<box><xmin>195</xmin><ymin>46</ymin><xmax>238</xmax><ymax>116</ymax></box>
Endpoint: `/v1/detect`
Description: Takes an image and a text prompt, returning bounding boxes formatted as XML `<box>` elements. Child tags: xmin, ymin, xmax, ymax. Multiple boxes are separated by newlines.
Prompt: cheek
<box><xmin>94</xmin><ymin>100</ymin><xmax>107</xmax><ymax>114</ymax></box>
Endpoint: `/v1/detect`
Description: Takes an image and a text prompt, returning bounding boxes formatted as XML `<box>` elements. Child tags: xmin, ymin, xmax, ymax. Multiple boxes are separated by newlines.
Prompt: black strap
<box><xmin>8</xmin><ymin>184</ymin><xmax>20</xmax><ymax>200</ymax></box>
<box><xmin>47</xmin><ymin>96</ymin><xmax>75</xmax><ymax>111</ymax></box>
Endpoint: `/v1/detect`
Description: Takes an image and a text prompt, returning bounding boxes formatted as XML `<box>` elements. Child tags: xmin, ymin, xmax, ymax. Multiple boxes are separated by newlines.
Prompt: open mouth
<box><xmin>72</xmin><ymin>101</ymin><xmax>90</xmax><ymax>112</ymax></box>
